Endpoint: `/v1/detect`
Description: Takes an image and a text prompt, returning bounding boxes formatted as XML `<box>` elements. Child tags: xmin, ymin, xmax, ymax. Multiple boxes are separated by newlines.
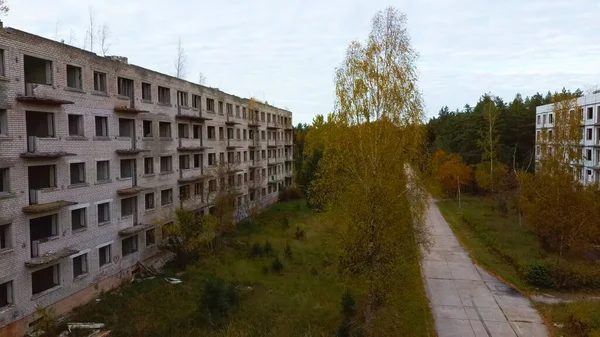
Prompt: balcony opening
<box><xmin>122</xmin><ymin>235</ymin><xmax>138</xmax><ymax>256</ymax></box>
<box><xmin>120</xmin><ymin>159</ymin><xmax>135</xmax><ymax>179</ymax></box>
<box><xmin>117</xmin><ymin>77</ymin><xmax>134</xmax><ymax>101</ymax></box>
<box><xmin>24</xmin><ymin>55</ymin><xmax>52</xmax><ymax>88</ymax></box>
<box><xmin>28</xmin><ymin>165</ymin><xmax>56</xmax><ymax>191</ymax></box>
<box><xmin>30</xmin><ymin>214</ymin><xmax>58</xmax><ymax>257</ymax></box>
<box><xmin>26</xmin><ymin>111</ymin><xmax>55</xmax><ymax>138</ymax></box>
<box><xmin>121</xmin><ymin>196</ymin><xmax>136</xmax><ymax>217</ymax></box>
<box><xmin>119</xmin><ymin>118</ymin><xmax>134</xmax><ymax>138</ymax></box>
<box><xmin>31</xmin><ymin>264</ymin><xmax>60</xmax><ymax>295</ymax></box>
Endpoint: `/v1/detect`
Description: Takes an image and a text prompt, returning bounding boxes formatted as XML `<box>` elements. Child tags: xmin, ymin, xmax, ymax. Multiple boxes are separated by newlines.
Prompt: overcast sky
<box><xmin>4</xmin><ymin>0</ymin><xmax>600</xmax><ymax>124</ymax></box>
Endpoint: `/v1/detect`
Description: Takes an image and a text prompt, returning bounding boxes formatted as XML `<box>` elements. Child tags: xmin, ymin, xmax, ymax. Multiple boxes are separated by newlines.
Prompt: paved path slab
<box><xmin>422</xmin><ymin>200</ymin><xmax>548</xmax><ymax>337</ymax></box>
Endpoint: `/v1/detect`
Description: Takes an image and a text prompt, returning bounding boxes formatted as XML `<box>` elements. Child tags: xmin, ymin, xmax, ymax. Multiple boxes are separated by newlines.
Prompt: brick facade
<box><xmin>0</xmin><ymin>24</ymin><xmax>293</xmax><ymax>335</ymax></box>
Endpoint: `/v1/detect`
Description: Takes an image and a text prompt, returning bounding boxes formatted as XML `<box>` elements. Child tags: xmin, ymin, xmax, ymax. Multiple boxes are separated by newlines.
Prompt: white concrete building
<box><xmin>535</xmin><ymin>93</ymin><xmax>600</xmax><ymax>184</ymax></box>
<box><xmin>0</xmin><ymin>23</ymin><xmax>293</xmax><ymax>335</ymax></box>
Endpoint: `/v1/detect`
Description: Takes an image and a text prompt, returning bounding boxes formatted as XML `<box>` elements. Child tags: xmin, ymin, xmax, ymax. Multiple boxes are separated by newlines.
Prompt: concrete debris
<box><xmin>68</xmin><ymin>323</ymin><xmax>105</xmax><ymax>332</ymax></box>
<box><xmin>164</xmin><ymin>277</ymin><xmax>182</xmax><ymax>284</ymax></box>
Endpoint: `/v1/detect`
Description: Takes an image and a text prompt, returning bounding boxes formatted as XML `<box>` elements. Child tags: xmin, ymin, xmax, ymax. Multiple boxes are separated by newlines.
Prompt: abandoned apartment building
<box><xmin>0</xmin><ymin>23</ymin><xmax>294</xmax><ymax>335</ymax></box>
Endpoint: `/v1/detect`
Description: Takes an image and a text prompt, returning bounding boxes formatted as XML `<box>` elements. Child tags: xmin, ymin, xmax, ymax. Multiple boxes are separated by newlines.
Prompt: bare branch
<box><xmin>86</xmin><ymin>6</ymin><xmax>96</xmax><ymax>52</ymax></box>
<box><xmin>174</xmin><ymin>37</ymin><xmax>188</xmax><ymax>79</ymax></box>
<box><xmin>198</xmin><ymin>72</ymin><xmax>206</xmax><ymax>85</ymax></box>
<box><xmin>98</xmin><ymin>24</ymin><xmax>111</xmax><ymax>56</ymax></box>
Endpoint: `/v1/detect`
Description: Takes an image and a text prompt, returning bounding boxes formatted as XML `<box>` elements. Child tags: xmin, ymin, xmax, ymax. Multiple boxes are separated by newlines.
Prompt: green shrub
<box><xmin>552</xmin><ymin>262</ymin><xmax>600</xmax><ymax>290</ymax></box>
<box><xmin>284</xmin><ymin>243</ymin><xmax>293</xmax><ymax>259</ymax></box>
<box><xmin>566</xmin><ymin>301</ymin><xmax>600</xmax><ymax>337</ymax></box>
<box><xmin>282</xmin><ymin>216</ymin><xmax>290</xmax><ymax>229</ymax></box>
<box><xmin>200</xmin><ymin>277</ymin><xmax>240</xmax><ymax>323</ymax></box>
<box><xmin>295</xmin><ymin>226</ymin><xmax>306</xmax><ymax>240</ymax></box>
<box><xmin>250</xmin><ymin>243</ymin><xmax>264</xmax><ymax>258</ymax></box>
<box><xmin>338</xmin><ymin>290</ymin><xmax>357</xmax><ymax>337</ymax></box>
<box><xmin>31</xmin><ymin>306</ymin><xmax>60</xmax><ymax>337</ymax></box>
<box><xmin>263</xmin><ymin>240</ymin><xmax>274</xmax><ymax>256</ymax></box>
<box><xmin>279</xmin><ymin>187</ymin><xmax>303</xmax><ymax>201</ymax></box>
<box><xmin>272</xmin><ymin>256</ymin><xmax>284</xmax><ymax>273</ymax></box>
<box><xmin>524</xmin><ymin>260</ymin><xmax>555</xmax><ymax>288</ymax></box>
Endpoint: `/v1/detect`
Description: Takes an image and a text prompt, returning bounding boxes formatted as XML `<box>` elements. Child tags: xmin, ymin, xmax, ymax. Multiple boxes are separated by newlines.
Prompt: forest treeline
<box><xmin>426</xmin><ymin>88</ymin><xmax>582</xmax><ymax>171</ymax></box>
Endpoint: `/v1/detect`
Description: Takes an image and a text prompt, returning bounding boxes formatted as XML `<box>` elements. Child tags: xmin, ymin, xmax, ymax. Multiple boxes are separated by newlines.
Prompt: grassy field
<box><xmin>66</xmin><ymin>200</ymin><xmax>435</xmax><ymax>337</ymax></box>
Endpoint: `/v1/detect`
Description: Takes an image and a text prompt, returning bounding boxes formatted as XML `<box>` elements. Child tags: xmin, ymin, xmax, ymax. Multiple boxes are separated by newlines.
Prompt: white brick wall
<box><xmin>0</xmin><ymin>26</ymin><xmax>294</xmax><ymax>328</ymax></box>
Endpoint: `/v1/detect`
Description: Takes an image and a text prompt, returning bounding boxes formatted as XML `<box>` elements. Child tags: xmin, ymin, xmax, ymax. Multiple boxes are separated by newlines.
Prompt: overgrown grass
<box><xmin>437</xmin><ymin>195</ymin><xmax>542</xmax><ymax>292</ymax></box>
<box><xmin>68</xmin><ymin>201</ymin><xmax>434</xmax><ymax>337</ymax></box>
<box><xmin>538</xmin><ymin>301</ymin><xmax>600</xmax><ymax>337</ymax></box>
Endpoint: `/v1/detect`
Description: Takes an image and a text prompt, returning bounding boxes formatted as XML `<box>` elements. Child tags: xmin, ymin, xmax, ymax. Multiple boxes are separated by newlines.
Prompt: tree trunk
<box><xmin>458</xmin><ymin>177</ymin><xmax>461</xmax><ymax>209</ymax></box>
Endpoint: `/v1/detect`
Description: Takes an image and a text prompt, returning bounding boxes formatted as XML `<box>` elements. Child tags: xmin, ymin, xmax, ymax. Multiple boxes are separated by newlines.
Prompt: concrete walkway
<box><xmin>422</xmin><ymin>200</ymin><xmax>548</xmax><ymax>337</ymax></box>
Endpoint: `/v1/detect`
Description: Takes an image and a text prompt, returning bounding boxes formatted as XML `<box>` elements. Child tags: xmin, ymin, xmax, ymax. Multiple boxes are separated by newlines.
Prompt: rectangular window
<box><xmin>208</xmin><ymin>153</ymin><xmax>216</xmax><ymax>165</ymax></box>
<box><xmin>161</xmin><ymin>189</ymin><xmax>173</xmax><ymax>206</ymax></box>
<box><xmin>158</xmin><ymin>86</ymin><xmax>171</xmax><ymax>104</ymax></box>
<box><xmin>588</xmin><ymin>128</ymin><xmax>593</xmax><ymax>141</ymax></box>
<box><xmin>0</xmin><ymin>109</ymin><xmax>6</xmax><ymax>136</ymax></box>
<box><xmin>120</xmin><ymin>159</ymin><xmax>134</xmax><ymax>178</ymax></box>
<box><xmin>0</xmin><ymin>281</ymin><xmax>12</xmax><ymax>308</ymax></box>
<box><xmin>99</xmin><ymin>244</ymin><xmax>111</xmax><ymax>267</ymax></box>
<box><xmin>243</xmin><ymin>107</ymin><xmax>247</xmax><ymax>119</ymax></box>
<box><xmin>226</xmin><ymin>103</ymin><xmax>233</xmax><ymax>116</ymax></box>
<box><xmin>588</xmin><ymin>107</ymin><xmax>594</xmax><ymax>120</ymax></box>
<box><xmin>0</xmin><ymin>167</ymin><xmax>8</xmax><ymax>193</ymax></box>
<box><xmin>0</xmin><ymin>223</ymin><xmax>11</xmax><ymax>251</ymax></box>
<box><xmin>236</xmin><ymin>129</ymin><xmax>241</xmax><ymax>140</ymax></box>
<box><xmin>587</xmin><ymin>149</ymin><xmax>592</xmax><ymax>161</ymax></box>
<box><xmin>0</xmin><ymin>49</ymin><xmax>4</xmax><ymax>77</ymax></box>
<box><xmin>71</xmin><ymin>208</ymin><xmax>87</xmax><ymax>231</ymax></box>
<box><xmin>179</xmin><ymin>185</ymin><xmax>190</xmax><ymax>201</ymax></box>
<box><xmin>209</xmin><ymin>179</ymin><xmax>217</xmax><ymax>192</ymax></box>
<box><xmin>192</xmin><ymin>94</ymin><xmax>201</xmax><ymax>109</ymax></box>
<box><xmin>227</xmin><ymin>128</ymin><xmax>234</xmax><ymax>140</ymax></box>
<box><xmin>142</xmin><ymin>82</ymin><xmax>151</xmax><ymax>101</ymax></box>
<box><xmin>177</xmin><ymin>91</ymin><xmax>188</xmax><ymax>107</ymax></box>
<box><xmin>93</xmin><ymin>71</ymin><xmax>106</xmax><ymax>93</ymax></box>
<box><xmin>206</xmin><ymin>98</ymin><xmax>215</xmax><ymax>112</ymax></box>
<box><xmin>218</xmin><ymin>101</ymin><xmax>224</xmax><ymax>114</ymax></box>
<box><xmin>121</xmin><ymin>197</ymin><xmax>135</xmax><ymax>217</ymax></box>
<box><xmin>146</xmin><ymin>228</ymin><xmax>156</xmax><ymax>246</ymax></box>
<box><xmin>67</xmin><ymin>114</ymin><xmax>84</xmax><ymax>136</ymax></box>
<box><xmin>193</xmin><ymin>125</ymin><xmax>201</xmax><ymax>139</ymax></box>
<box><xmin>143</xmin><ymin>120</ymin><xmax>153</xmax><ymax>137</ymax></box>
<box><xmin>178</xmin><ymin>123</ymin><xmax>189</xmax><ymax>138</ymax></box>
<box><xmin>32</xmin><ymin>264</ymin><xmax>60</xmax><ymax>295</ymax></box>
<box><xmin>70</xmin><ymin>162</ymin><xmax>85</xmax><ymax>184</ymax></box>
<box><xmin>144</xmin><ymin>157</ymin><xmax>154</xmax><ymax>174</ymax></box>
<box><xmin>96</xmin><ymin>161</ymin><xmax>109</xmax><ymax>181</ymax></box>
<box><xmin>159</xmin><ymin>122</ymin><xmax>171</xmax><ymax>138</ymax></box>
<box><xmin>193</xmin><ymin>154</ymin><xmax>201</xmax><ymax>168</ymax></box>
<box><xmin>97</xmin><ymin>202</ymin><xmax>110</xmax><ymax>224</ymax></box>
<box><xmin>207</xmin><ymin>126</ymin><xmax>215</xmax><ymax>139</ymax></box>
<box><xmin>160</xmin><ymin>156</ymin><xmax>172</xmax><ymax>173</ymax></box>
<box><xmin>235</xmin><ymin>105</ymin><xmax>240</xmax><ymax>117</ymax></box>
<box><xmin>219</xmin><ymin>127</ymin><xmax>224</xmax><ymax>139</ymax></box>
<box><xmin>179</xmin><ymin>155</ymin><xmax>190</xmax><ymax>170</ymax></box>
<box><xmin>145</xmin><ymin>192</ymin><xmax>155</xmax><ymax>210</ymax></box>
<box><xmin>549</xmin><ymin>113</ymin><xmax>553</xmax><ymax>124</ymax></box>
<box><xmin>122</xmin><ymin>235</ymin><xmax>138</xmax><ymax>256</ymax></box>
<box><xmin>243</xmin><ymin>129</ymin><xmax>247</xmax><ymax>140</ymax></box>
<box><xmin>194</xmin><ymin>182</ymin><xmax>203</xmax><ymax>196</ymax></box>
<box><xmin>220</xmin><ymin>152</ymin><xmax>225</xmax><ymax>163</ymax></box>
<box><xmin>73</xmin><ymin>253</ymin><xmax>88</xmax><ymax>278</ymax></box>
<box><xmin>66</xmin><ymin>65</ymin><xmax>82</xmax><ymax>89</ymax></box>
<box><xmin>95</xmin><ymin>116</ymin><xmax>108</xmax><ymax>137</ymax></box>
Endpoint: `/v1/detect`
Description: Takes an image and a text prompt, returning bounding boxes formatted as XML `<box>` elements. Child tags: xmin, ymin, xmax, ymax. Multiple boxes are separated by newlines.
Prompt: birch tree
<box><xmin>311</xmin><ymin>7</ymin><xmax>428</xmax><ymax>335</ymax></box>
